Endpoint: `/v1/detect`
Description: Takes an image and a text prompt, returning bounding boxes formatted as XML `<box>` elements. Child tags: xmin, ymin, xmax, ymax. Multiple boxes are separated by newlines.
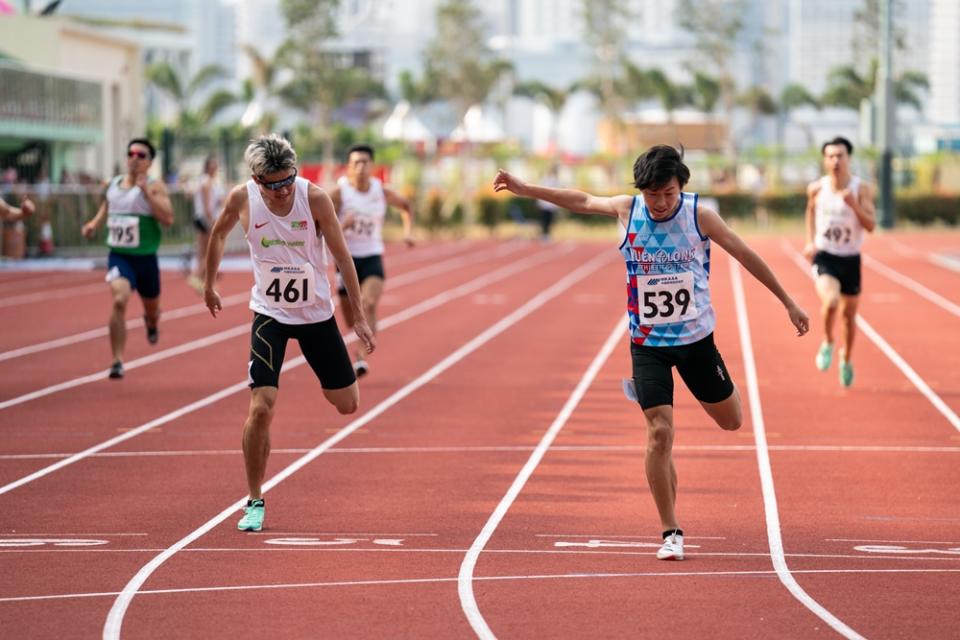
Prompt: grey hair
<box><xmin>244</xmin><ymin>134</ymin><xmax>297</xmax><ymax>176</ymax></box>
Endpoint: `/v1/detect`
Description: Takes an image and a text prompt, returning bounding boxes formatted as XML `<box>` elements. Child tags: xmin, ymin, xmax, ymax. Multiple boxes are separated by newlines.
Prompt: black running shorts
<box><xmin>629</xmin><ymin>333</ymin><xmax>735</xmax><ymax>410</ymax></box>
<box><xmin>812</xmin><ymin>251</ymin><xmax>861</xmax><ymax>296</ymax></box>
<box><xmin>336</xmin><ymin>254</ymin><xmax>385</xmax><ymax>295</ymax></box>
<box><xmin>248</xmin><ymin>313</ymin><xmax>356</xmax><ymax>390</ymax></box>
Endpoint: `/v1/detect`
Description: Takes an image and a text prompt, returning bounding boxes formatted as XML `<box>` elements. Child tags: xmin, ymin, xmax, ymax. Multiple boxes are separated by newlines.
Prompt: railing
<box><xmin>0</xmin><ymin>62</ymin><xmax>102</xmax><ymax>138</ymax></box>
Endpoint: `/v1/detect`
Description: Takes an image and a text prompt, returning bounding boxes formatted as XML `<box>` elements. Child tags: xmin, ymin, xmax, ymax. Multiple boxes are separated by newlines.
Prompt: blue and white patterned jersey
<box><xmin>619</xmin><ymin>193</ymin><xmax>715</xmax><ymax>346</ymax></box>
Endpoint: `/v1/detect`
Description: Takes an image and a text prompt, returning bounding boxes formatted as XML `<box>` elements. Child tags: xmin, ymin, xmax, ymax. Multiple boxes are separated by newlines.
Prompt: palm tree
<box><xmin>778</xmin><ymin>83</ymin><xmax>821</xmax><ymax>150</ymax></box>
<box><xmin>145</xmin><ymin>62</ymin><xmax>236</xmax><ymax>132</ymax></box>
<box><xmin>821</xmin><ymin>60</ymin><xmax>928</xmax><ymax>113</ymax></box>
<box><xmin>690</xmin><ymin>70</ymin><xmax>721</xmax><ymax>151</ymax></box>
<box><xmin>513</xmin><ymin>80</ymin><xmax>573</xmax><ymax>155</ymax></box>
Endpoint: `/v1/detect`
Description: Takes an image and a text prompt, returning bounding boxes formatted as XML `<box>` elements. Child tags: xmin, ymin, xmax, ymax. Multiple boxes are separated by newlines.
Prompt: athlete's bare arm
<box><xmin>850</xmin><ymin>181</ymin><xmax>877</xmax><ymax>232</ymax></box>
<box><xmin>0</xmin><ymin>197</ymin><xmax>35</xmax><ymax>222</ymax></box>
<box><xmin>81</xmin><ymin>199</ymin><xmax>109</xmax><ymax>240</ymax></box>
<box><xmin>384</xmin><ymin>186</ymin><xmax>415</xmax><ymax>246</ymax></box>
<box><xmin>308</xmin><ymin>184</ymin><xmax>376</xmax><ymax>354</ymax></box>
<box><xmin>802</xmin><ymin>180</ymin><xmax>822</xmax><ymax>260</ymax></box>
<box><xmin>142</xmin><ymin>178</ymin><xmax>175</xmax><ymax>227</ymax></box>
<box><xmin>203</xmin><ymin>185</ymin><xmax>248</xmax><ymax>317</ymax></box>
<box><xmin>494</xmin><ymin>169</ymin><xmax>634</xmax><ymax>226</ymax></box>
<box><xmin>699</xmin><ymin>206</ymin><xmax>809</xmax><ymax>337</ymax></box>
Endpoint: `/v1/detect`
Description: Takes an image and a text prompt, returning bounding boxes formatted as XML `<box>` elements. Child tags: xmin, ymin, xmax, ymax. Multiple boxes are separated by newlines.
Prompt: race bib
<box><xmin>636</xmin><ymin>272</ymin><xmax>698</xmax><ymax>325</ymax></box>
<box><xmin>821</xmin><ymin>219</ymin><xmax>854</xmax><ymax>251</ymax></box>
<box><xmin>346</xmin><ymin>216</ymin><xmax>376</xmax><ymax>238</ymax></box>
<box><xmin>259</xmin><ymin>263</ymin><xmax>316</xmax><ymax>308</ymax></box>
<box><xmin>107</xmin><ymin>215</ymin><xmax>139</xmax><ymax>248</ymax></box>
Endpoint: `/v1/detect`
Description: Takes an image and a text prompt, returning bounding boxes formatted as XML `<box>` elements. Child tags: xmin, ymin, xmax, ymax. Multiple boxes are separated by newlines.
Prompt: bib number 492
<box><xmin>636</xmin><ymin>272</ymin><xmax>698</xmax><ymax>325</ymax></box>
<box><xmin>260</xmin><ymin>264</ymin><xmax>316</xmax><ymax>308</ymax></box>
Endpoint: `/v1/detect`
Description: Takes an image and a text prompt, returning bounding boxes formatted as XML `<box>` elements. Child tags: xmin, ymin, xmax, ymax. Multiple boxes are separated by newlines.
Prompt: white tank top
<box><xmin>813</xmin><ymin>175</ymin><xmax>865</xmax><ymax>256</ymax></box>
<box><xmin>246</xmin><ymin>177</ymin><xmax>334</xmax><ymax>324</ymax></box>
<box><xmin>193</xmin><ymin>174</ymin><xmax>225</xmax><ymax>222</ymax></box>
<box><xmin>337</xmin><ymin>176</ymin><xmax>386</xmax><ymax>257</ymax></box>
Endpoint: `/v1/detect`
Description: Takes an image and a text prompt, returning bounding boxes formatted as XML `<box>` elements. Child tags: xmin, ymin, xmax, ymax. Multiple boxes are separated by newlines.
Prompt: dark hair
<box><xmin>633</xmin><ymin>144</ymin><xmax>690</xmax><ymax>190</ymax></box>
<box><xmin>346</xmin><ymin>143</ymin><xmax>374</xmax><ymax>161</ymax></box>
<box><xmin>128</xmin><ymin>137</ymin><xmax>156</xmax><ymax>159</ymax></box>
<box><xmin>821</xmin><ymin>136</ymin><xmax>853</xmax><ymax>156</ymax></box>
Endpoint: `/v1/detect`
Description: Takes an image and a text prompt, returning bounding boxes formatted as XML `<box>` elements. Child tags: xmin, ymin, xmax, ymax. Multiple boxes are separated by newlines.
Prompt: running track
<box><xmin>1</xmin><ymin>232</ymin><xmax>957</xmax><ymax>639</ymax></box>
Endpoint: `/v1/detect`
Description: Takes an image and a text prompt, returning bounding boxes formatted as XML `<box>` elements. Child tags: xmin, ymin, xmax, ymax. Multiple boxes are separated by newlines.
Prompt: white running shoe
<box><xmin>656</xmin><ymin>532</ymin><xmax>684</xmax><ymax>560</ymax></box>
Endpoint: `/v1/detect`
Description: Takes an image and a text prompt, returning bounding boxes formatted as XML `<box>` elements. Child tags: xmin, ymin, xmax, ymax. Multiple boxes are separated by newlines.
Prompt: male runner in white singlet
<box><xmin>803</xmin><ymin>136</ymin><xmax>876</xmax><ymax>387</ymax></box>
<box><xmin>203</xmin><ymin>134</ymin><xmax>375</xmax><ymax>532</ymax></box>
<box><xmin>330</xmin><ymin>143</ymin><xmax>414</xmax><ymax>377</ymax></box>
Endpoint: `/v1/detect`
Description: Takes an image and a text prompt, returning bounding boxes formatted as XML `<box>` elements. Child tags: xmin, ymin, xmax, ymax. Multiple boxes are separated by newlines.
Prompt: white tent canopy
<box><xmin>450</xmin><ymin>104</ymin><xmax>504</xmax><ymax>143</ymax></box>
<box><xmin>382</xmin><ymin>100</ymin><xmax>434</xmax><ymax>143</ymax></box>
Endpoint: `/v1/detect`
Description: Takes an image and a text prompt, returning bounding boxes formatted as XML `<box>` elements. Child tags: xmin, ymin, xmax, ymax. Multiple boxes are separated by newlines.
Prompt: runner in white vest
<box><xmin>330</xmin><ymin>143</ymin><xmax>414</xmax><ymax>377</ymax></box>
<box><xmin>203</xmin><ymin>134</ymin><xmax>375</xmax><ymax>532</ymax></box>
<box><xmin>803</xmin><ymin>136</ymin><xmax>876</xmax><ymax>387</ymax></box>
<box><xmin>187</xmin><ymin>154</ymin><xmax>226</xmax><ymax>293</ymax></box>
<box><xmin>81</xmin><ymin>138</ymin><xmax>174</xmax><ymax>380</ymax></box>
<box><xmin>494</xmin><ymin>145</ymin><xmax>809</xmax><ymax>561</ymax></box>
<box><xmin>0</xmin><ymin>195</ymin><xmax>34</xmax><ymax>222</ymax></box>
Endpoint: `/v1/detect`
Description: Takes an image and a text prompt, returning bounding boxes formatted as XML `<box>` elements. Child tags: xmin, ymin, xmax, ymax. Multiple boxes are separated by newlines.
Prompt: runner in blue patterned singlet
<box><xmin>203</xmin><ymin>134</ymin><xmax>375</xmax><ymax>532</ymax></box>
<box><xmin>494</xmin><ymin>145</ymin><xmax>809</xmax><ymax>561</ymax></box>
<box><xmin>803</xmin><ymin>137</ymin><xmax>876</xmax><ymax>388</ymax></box>
<box><xmin>81</xmin><ymin>138</ymin><xmax>174</xmax><ymax>380</ymax></box>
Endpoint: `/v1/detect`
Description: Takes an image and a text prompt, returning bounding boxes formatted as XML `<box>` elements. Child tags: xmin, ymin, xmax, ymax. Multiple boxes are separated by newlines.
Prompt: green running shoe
<box><xmin>237</xmin><ymin>498</ymin><xmax>265</xmax><ymax>531</ymax></box>
<box><xmin>839</xmin><ymin>360</ymin><xmax>854</xmax><ymax>387</ymax></box>
<box><xmin>815</xmin><ymin>341</ymin><xmax>833</xmax><ymax>371</ymax></box>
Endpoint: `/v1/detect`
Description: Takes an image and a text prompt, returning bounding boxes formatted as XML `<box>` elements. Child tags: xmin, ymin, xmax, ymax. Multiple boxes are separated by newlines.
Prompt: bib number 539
<box><xmin>636</xmin><ymin>272</ymin><xmax>698</xmax><ymax>325</ymax></box>
<box><xmin>260</xmin><ymin>264</ymin><xmax>316</xmax><ymax>308</ymax></box>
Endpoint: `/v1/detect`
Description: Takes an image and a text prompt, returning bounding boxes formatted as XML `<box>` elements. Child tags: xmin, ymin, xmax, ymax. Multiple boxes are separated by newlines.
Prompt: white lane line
<box><xmin>8</xmin><ymin>567</ymin><xmax>959</xmax><ymax>605</ymax></box>
<box><xmin>0</xmin><ymin>246</ymin><xmax>577</xmax><ymax>498</ymax></box>
<box><xmin>6</xmin><ymin>443</ymin><xmax>959</xmax><ymax>462</ymax></box>
<box><xmin>458</xmin><ymin>318</ymin><xmax>626</xmax><ymax>640</ymax></box>
<box><xmin>9</xmin><ymin>443</ymin><xmax>959</xmax><ymax>462</ymax></box>
<box><xmin>863</xmin><ymin>254</ymin><xmax>960</xmax><ymax>317</ymax></box>
<box><xmin>0</xmin><ymin>282</ymin><xmax>107</xmax><ymax>308</ymax></box>
<box><xmin>0</xmin><ymin>242</ymin><xmax>518</xmax><ymax>364</ymax></box>
<box><xmin>0</xmin><ymin>324</ymin><xmax>251</xmax><ymax>410</ymax></box>
<box><xmin>0</xmin><ymin>243</ymin><xmax>548</xmax><ymax>408</ymax></box>
<box><xmin>782</xmin><ymin>242</ymin><xmax>960</xmax><ymax>434</ymax></box>
<box><xmin>102</xmin><ymin>250</ymin><xmax>613</xmax><ymax>639</ymax></box>
<box><xmin>730</xmin><ymin>256</ymin><xmax>865</xmax><ymax>640</ymax></box>
<box><xmin>828</xmin><ymin>538</ymin><xmax>960</xmax><ymax>545</ymax></box>
<box><xmin>533</xmin><ymin>534</ymin><xmax>728</xmax><ymax>540</ymax></box>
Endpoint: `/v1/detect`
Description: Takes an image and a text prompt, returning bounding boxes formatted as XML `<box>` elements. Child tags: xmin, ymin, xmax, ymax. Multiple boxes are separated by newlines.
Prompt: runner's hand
<box><xmin>493</xmin><ymin>169</ymin><xmax>527</xmax><ymax>195</ymax></box>
<box><xmin>404</xmin><ymin>234</ymin><xmax>415</xmax><ymax>248</ymax></box>
<box><xmin>802</xmin><ymin>242</ymin><xmax>816</xmax><ymax>261</ymax></box>
<box><xmin>204</xmin><ymin>287</ymin><xmax>222</xmax><ymax>318</ymax></box>
<box><xmin>81</xmin><ymin>221</ymin><xmax>96</xmax><ymax>239</ymax></box>
<box><xmin>135</xmin><ymin>173</ymin><xmax>149</xmax><ymax>190</ymax></box>
<box><xmin>354</xmin><ymin>318</ymin><xmax>376</xmax><ymax>354</ymax></box>
<box><xmin>787</xmin><ymin>303</ymin><xmax>809</xmax><ymax>337</ymax></box>
<box><xmin>340</xmin><ymin>213</ymin><xmax>356</xmax><ymax>230</ymax></box>
<box><xmin>20</xmin><ymin>198</ymin><xmax>35</xmax><ymax>218</ymax></box>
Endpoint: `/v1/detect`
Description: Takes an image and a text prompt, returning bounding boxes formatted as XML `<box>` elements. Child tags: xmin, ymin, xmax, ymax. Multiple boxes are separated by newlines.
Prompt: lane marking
<box><xmin>782</xmin><ymin>242</ymin><xmax>960</xmax><ymax>434</ymax></box>
<box><xmin>0</xmin><ymin>282</ymin><xmax>107</xmax><ymax>308</ymax></box>
<box><xmin>730</xmin><ymin>256</ymin><xmax>865</xmax><ymax>639</ymax></box>
<box><xmin>3</xmin><ymin>567</ymin><xmax>956</xmax><ymax>604</ymax></box>
<box><xmin>5</xmin><ymin>443</ymin><xmax>959</xmax><ymax>461</ymax></box>
<box><xmin>459</xmin><ymin>318</ymin><xmax>626</xmax><ymax>639</ymax></box>
<box><xmin>103</xmin><ymin>250</ymin><xmax>613</xmax><ymax>639</ymax></box>
<box><xmin>0</xmin><ymin>242</ymin><xmax>522</xmax><ymax>364</ymax></box>
<box><xmin>534</xmin><ymin>534</ymin><xmax>727</xmax><ymax>540</ymax></box>
<box><xmin>0</xmin><ymin>245</ymin><xmax>577</xmax><ymax>497</ymax></box>
<box><xmin>863</xmin><ymin>254</ymin><xmax>960</xmax><ymax>318</ymax></box>
<box><xmin>854</xmin><ymin>545</ymin><xmax>960</xmax><ymax>556</ymax></box>
<box><xmin>829</xmin><ymin>538</ymin><xmax>960</xmax><ymax>545</ymax></box>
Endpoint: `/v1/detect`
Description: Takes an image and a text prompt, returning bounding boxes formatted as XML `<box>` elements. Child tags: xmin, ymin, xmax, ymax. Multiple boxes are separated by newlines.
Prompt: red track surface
<box><xmin>1</xmin><ymin>233</ymin><xmax>958</xmax><ymax>639</ymax></box>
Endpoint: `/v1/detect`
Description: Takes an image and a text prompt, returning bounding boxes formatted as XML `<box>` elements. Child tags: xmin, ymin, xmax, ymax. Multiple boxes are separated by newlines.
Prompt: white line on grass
<box><xmin>730</xmin><ymin>255</ymin><xmax>865</xmax><ymax>640</ymax></box>
<box><xmin>102</xmin><ymin>251</ymin><xmax>613</xmax><ymax>640</ymax></box>
<box><xmin>458</xmin><ymin>318</ymin><xmax>626</xmax><ymax>639</ymax></box>
<box><xmin>781</xmin><ymin>242</ymin><xmax>960</xmax><ymax>434</ymax></box>
<box><xmin>0</xmin><ymin>246</ymin><xmax>578</xmax><ymax>497</ymax></box>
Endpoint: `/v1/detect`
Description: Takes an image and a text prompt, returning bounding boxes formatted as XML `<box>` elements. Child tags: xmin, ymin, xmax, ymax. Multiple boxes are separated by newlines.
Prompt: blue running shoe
<box><xmin>839</xmin><ymin>360</ymin><xmax>854</xmax><ymax>387</ymax></box>
<box><xmin>238</xmin><ymin>498</ymin><xmax>265</xmax><ymax>531</ymax></box>
<box><xmin>815</xmin><ymin>341</ymin><xmax>833</xmax><ymax>371</ymax></box>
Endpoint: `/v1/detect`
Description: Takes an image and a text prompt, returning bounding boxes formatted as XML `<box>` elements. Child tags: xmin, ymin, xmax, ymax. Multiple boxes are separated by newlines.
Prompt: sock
<box><xmin>248</xmin><ymin>498</ymin><xmax>264</xmax><ymax>507</ymax></box>
<box><xmin>662</xmin><ymin>528</ymin><xmax>683</xmax><ymax>540</ymax></box>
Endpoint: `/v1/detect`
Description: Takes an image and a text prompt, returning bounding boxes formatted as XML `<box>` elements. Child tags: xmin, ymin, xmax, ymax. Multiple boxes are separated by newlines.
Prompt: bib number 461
<box><xmin>265</xmin><ymin>277</ymin><xmax>309</xmax><ymax>305</ymax></box>
<box><xmin>260</xmin><ymin>264</ymin><xmax>316</xmax><ymax>308</ymax></box>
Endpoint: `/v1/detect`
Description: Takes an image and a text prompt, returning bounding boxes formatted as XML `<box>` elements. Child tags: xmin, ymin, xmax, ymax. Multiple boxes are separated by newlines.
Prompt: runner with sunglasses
<box><xmin>81</xmin><ymin>138</ymin><xmax>174</xmax><ymax>379</ymax></box>
<box><xmin>329</xmin><ymin>143</ymin><xmax>414</xmax><ymax>377</ymax></box>
<box><xmin>203</xmin><ymin>134</ymin><xmax>375</xmax><ymax>532</ymax></box>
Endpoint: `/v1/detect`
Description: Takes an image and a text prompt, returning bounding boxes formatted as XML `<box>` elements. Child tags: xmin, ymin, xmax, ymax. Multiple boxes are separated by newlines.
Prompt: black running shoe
<box><xmin>353</xmin><ymin>359</ymin><xmax>369</xmax><ymax>378</ymax></box>
<box><xmin>108</xmin><ymin>361</ymin><xmax>124</xmax><ymax>379</ymax></box>
<box><xmin>144</xmin><ymin>316</ymin><xmax>159</xmax><ymax>345</ymax></box>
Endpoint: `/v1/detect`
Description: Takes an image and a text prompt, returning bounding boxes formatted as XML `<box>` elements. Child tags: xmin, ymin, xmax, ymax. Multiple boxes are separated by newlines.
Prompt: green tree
<box><xmin>513</xmin><ymin>80</ymin><xmax>575</xmax><ymax>154</ymax></box>
<box><xmin>821</xmin><ymin>61</ymin><xmax>928</xmax><ymax>112</ymax></box>
<box><xmin>778</xmin><ymin>83</ymin><xmax>821</xmax><ymax>150</ymax></box>
<box><xmin>145</xmin><ymin>62</ymin><xmax>236</xmax><ymax>131</ymax></box>
<box><xmin>276</xmin><ymin>0</ymin><xmax>386</xmax><ymax>183</ymax></box>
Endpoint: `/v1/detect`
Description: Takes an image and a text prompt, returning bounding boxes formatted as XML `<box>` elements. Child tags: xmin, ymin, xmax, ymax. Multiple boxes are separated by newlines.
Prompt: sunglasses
<box><xmin>258</xmin><ymin>169</ymin><xmax>297</xmax><ymax>191</ymax></box>
<box><xmin>127</xmin><ymin>150</ymin><xmax>149</xmax><ymax>159</ymax></box>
